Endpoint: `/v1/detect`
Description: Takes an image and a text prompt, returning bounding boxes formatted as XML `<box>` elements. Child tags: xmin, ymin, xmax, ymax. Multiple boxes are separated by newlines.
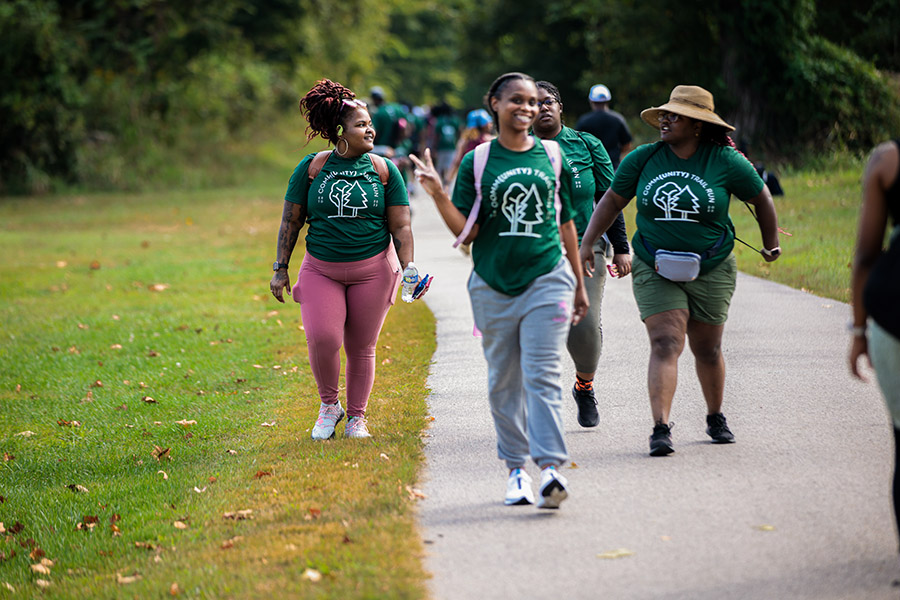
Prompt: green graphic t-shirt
<box><xmin>611</xmin><ymin>142</ymin><xmax>763</xmax><ymax>273</ymax></box>
<box><xmin>284</xmin><ymin>152</ymin><xmax>408</xmax><ymax>262</ymax></box>
<box><xmin>551</xmin><ymin>126</ymin><xmax>613</xmax><ymax>238</ymax></box>
<box><xmin>452</xmin><ymin>139</ymin><xmax>575</xmax><ymax>296</ymax></box>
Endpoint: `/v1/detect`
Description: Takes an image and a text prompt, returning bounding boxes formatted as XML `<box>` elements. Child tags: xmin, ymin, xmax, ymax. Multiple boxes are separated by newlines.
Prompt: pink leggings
<box><xmin>292</xmin><ymin>244</ymin><xmax>401</xmax><ymax>417</ymax></box>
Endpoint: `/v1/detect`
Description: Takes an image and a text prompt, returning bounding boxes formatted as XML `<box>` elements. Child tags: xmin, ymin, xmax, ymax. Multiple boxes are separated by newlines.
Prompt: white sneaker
<box><xmin>505</xmin><ymin>468</ymin><xmax>534</xmax><ymax>506</ymax></box>
<box><xmin>311</xmin><ymin>402</ymin><xmax>344</xmax><ymax>440</ymax></box>
<box><xmin>344</xmin><ymin>416</ymin><xmax>372</xmax><ymax>439</ymax></box>
<box><xmin>537</xmin><ymin>466</ymin><xmax>568</xmax><ymax>509</ymax></box>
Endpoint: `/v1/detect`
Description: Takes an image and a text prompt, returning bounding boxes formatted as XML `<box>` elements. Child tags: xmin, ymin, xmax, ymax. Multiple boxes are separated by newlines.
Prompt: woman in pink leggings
<box><xmin>269</xmin><ymin>79</ymin><xmax>423</xmax><ymax>440</ymax></box>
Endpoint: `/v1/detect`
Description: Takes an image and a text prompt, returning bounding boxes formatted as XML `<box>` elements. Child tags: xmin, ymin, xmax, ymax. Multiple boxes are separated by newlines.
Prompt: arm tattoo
<box><xmin>276</xmin><ymin>203</ymin><xmax>306</xmax><ymax>263</ymax></box>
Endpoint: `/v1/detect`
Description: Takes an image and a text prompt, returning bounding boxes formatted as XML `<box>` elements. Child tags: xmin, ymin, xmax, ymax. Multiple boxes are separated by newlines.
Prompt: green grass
<box><xmin>0</xmin><ymin>180</ymin><xmax>436</xmax><ymax>597</ymax></box>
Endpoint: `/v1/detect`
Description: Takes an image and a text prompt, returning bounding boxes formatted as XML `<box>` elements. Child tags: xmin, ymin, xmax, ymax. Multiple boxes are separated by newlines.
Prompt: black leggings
<box><xmin>894</xmin><ymin>426</ymin><xmax>900</xmax><ymax>553</ymax></box>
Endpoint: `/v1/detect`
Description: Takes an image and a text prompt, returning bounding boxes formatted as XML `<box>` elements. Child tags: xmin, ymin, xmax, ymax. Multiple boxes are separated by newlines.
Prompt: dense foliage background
<box><xmin>2</xmin><ymin>0</ymin><xmax>899</xmax><ymax>194</ymax></box>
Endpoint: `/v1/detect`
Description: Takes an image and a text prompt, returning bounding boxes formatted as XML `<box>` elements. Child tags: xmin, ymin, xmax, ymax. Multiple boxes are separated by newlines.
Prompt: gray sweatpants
<box><xmin>468</xmin><ymin>259</ymin><xmax>575</xmax><ymax>470</ymax></box>
<box><xmin>566</xmin><ymin>242</ymin><xmax>608</xmax><ymax>374</ymax></box>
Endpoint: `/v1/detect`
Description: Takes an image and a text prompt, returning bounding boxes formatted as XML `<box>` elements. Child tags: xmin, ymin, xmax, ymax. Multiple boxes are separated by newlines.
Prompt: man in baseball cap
<box><xmin>576</xmin><ymin>84</ymin><xmax>632</xmax><ymax>170</ymax></box>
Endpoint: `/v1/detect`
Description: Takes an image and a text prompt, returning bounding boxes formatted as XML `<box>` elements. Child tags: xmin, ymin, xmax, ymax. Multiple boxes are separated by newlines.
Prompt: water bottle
<box><xmin>401</xmin><ymin>262</ymin><xmax>419</xmax><ymax>303</ymax></box>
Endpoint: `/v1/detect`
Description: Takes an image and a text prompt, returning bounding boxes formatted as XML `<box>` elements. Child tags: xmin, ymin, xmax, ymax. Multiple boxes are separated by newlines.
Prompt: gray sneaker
<box><xmin>311</xmin><ymin>402</ymin><xmax>344</xmax><ymax>440</ymax></box>
<box><xmin>344</xmin><ymin>416</ymin><xmax>372</xmax><ymax>439</ymax></box>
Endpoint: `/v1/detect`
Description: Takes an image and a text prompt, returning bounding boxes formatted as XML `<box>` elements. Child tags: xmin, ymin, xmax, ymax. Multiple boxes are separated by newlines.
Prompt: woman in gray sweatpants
<box><xmin>410</xmin><ymin>72</ymin><xmax>588</xmax><ymax>509</ymax></box>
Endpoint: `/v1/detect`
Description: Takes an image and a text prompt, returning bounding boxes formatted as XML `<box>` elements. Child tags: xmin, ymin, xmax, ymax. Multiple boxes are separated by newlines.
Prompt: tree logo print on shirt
<box><xmin>652</xmin><ymin>181</ymin><xmax>700</xmax><ymax>222</ymax></box>
<box><xmin>499</xmin><ymin>183</ymin><xmax>543</xmax><ymax>238</ymax></box>
<box><xmin>328</xmin><ymin>180</ymin><xmax>368</xmax><ymax>218</ymax></box>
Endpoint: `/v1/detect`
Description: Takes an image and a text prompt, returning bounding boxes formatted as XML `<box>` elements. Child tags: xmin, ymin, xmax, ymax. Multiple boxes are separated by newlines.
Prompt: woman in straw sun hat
<box><xmin>579</xmin><ymin>85</ymin><xmax>782</xmax><ymax>456</ymax></box>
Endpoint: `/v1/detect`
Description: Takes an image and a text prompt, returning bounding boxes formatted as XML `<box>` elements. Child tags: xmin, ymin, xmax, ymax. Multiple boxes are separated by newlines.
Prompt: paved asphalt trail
<box><xmin>409</xmin><ymin>192</ymin><xmax>898</xmax><ymax>600</ymax></box>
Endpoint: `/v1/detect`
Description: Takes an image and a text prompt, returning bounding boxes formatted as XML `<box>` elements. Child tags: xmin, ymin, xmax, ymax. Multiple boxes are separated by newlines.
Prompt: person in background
<box><xmin>849</xmin><ymin>139</ymin><xmax>900</xmax><ymax>555</ymax></box>
<box><xmin>446</xmin><ymin>108</ymin><xmax>495</xmax><ymax>188</ymax></box>
<box><xmin>579</xmin><ymin>85</ymin><xmax>781</xmax><ymax>456</ymax></box>
<box><xmin>370</xmin><ymin>86</ymin><xmax>405</xmax><ymax>158</ymax></box>
<box><xmin>269</xmin><ymin>79</ymin><xmax>421</xmax><ymax>441</ymax></box>
<box><xmin>575</xmin><ymin>84</ymin><xmax>633</xmax><ymax>171</ymax></box>
<box><xmin>532</xmin><ymin>80</ymin><xmax>632</xmax><ymax>429</ymax></box>
<box><xmin>410</xmin><ymin>72</ymin><xmax>588</xmax><ymax>509</ymax></box>
<box><xmin>428</xmin><ymin>101</ymin><xmax>462</xmax><ymax>186</ymax></box>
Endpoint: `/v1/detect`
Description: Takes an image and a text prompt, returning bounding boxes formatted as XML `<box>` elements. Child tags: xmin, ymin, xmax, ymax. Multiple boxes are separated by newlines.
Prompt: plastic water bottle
<box><xmin>401</xmin><ymin>262</ymin><xmax>419</xmax><ymax>303</ymax></box>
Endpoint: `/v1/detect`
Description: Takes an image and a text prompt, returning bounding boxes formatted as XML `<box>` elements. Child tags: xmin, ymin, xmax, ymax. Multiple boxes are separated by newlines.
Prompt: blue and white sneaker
<box><xmin>537</xmin><ymin>465</ymin><xmax>568</xmax><ymax>509</ymax></box>
<box><xmin>505</xmin><ymin>468</ymin><xmax>534</xmax><ymax>506</ymax></box>
<box><xmin>344</xmin><ymin>416</ymin><xmax>372</xmax><ymax>439</ymax></box>
<box><xmin>311</xmin><ymin>402</ymin><xmax>344</xmax><ymax>440</ymax></box>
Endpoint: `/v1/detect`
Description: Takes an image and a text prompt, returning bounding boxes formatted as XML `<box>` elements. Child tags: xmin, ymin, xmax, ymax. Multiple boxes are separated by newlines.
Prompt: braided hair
<box><xmin>483</xmin><ymin>72</ymin><xmax>535</xmax><ymax>133</ymax></box>
<box><xmin>298</xmin><ymin>79</ymin><xmax>357</xmax><ymax>145</ymax></box>
<box><xmin>699</xmin><ymin>122</ymin><xmax>738</xmax><ymax>149</ymax></box>
<box><xmin>536</xmin><ymin>80</ymin><xmax>564</xmax><ymax>125</ymax></box>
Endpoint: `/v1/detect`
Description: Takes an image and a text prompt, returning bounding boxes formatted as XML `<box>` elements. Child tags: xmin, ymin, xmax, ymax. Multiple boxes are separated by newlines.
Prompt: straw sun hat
<box><xmin>640</xmin><ymin>85</ymin><xmax>734</xmax><ymax>132</ymax></box>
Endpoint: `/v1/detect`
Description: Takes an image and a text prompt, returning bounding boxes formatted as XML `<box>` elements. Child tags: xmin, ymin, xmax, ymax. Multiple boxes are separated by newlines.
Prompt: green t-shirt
<box><xmin>611</xmin><ymin>142</ymin><xmax>764</xmax><ymax>273</ymax></box>
<box><xmin>435</xmin><ymin>114</ymin><xmax>461</xmax><ymax>151</ymax></box>
<box><xmin>372</xmin><ymin>103</ymin><xmax>404</xmax><ymax>147</ymax></box>
<box><xmin>284</xmin><ymin>152</ymin><xmax>408</xmax><ymax>262</ymax></box>
<box><xmin>550</xmin><ymin>126</ymin><xmax>614</xmax><ymax>238</ymax></box>
<box><xmin>452</xmin><ymin>139</ymin><xmax>576</xmax><ymax>296</ymax></box>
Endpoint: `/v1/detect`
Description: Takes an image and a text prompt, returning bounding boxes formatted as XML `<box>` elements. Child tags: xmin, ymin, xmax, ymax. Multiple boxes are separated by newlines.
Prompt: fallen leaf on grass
<box><xmin>220</xmin><ymin>536</ymin><xmax>243</xmax><ymax>550</ymax></box>
<box><xmin>57</xmin><ymin>419</ymin><xmax>81</xmax><ymax>427</ymax></box>
<box><xmin>115</xmin><ymin>403</ymin><xmax>127</xmax><ymax>411</ymax></box>
<box><xmin>406</xmin><ymin>486</ymin><xmax>427</xmax><ymax>500</ymax></box>
<box><xmin>754</xmin><ymin>524</ymin><xmax>776</xmax><ymax>532</ymax></box>
<box><xmin>158</xmin><ymin>470</ymin><xmax>168</xmax><ymax>480</ymax></box>
<box><xmin>117</xmin><ymin>573</ymin><xmax>142</xmax><ymax>585</ymax></box>
<box><xmin>305</xmin><ymin>507</ymin><xmax>321</xmax><ymax>521</ymax></box>
<box><xmin>67</xmin><ymin>484</ymin><xmax>89</xmax><ymax>493</ymax></box>
<box><xmin>2</xmin><ymin>583</ymin><xmax>14</xmax><ymax>592</ymax></box>
<box><xmin>81</xmin><ymin>390</ymin><xmax>94</xmax><ymax>404</ymax></box>
<box><xmin>597</xmin><ymin>548</ymin><xmax>634</xmax><ymax>559</ymax></box>
<box><xmin>381</xmin><ymin>358</ymin><xmax>392</xmax><ymax>365</ymax></box>
<box><xmin>40</xmin><ymin>558</ymin><xmax>53</xmax><ymax>568</ymax></box>
<box><xmin>9</xmin><ymin>522</ymin><xmax>23</xmax><ymax>535</ymax></box>
<box><xmin>3</xmin><ymin>453</ymin><xmax>13</xmax><ymax>462</ymax></box>
<box><xmin>147</xmin><ymin>350</ymin><xmax>160</xmax><ymax>357</ymax></box>
<box><xmin>152</xmin><ymin>446</ymin><xmax>170</xmax><ymax>461</ymax></box>
<box><xmin>193</xmin><ymin>486</ymin><xmax>206</xmax><ymax>493</ymax></box>
<box><xmin>29</xmin><ymin>547</ymin><xmax>45</xmax><ymax>560</ymax></box>
<box><xmin>134</xmin><ymin>542</ymin><xmax>156</xmax><ymax>550</ymax></box>
<box><xmin>379</xmin><ymin>453</ymin><xmax>390</xmax><ymax>461</ymax></box>
<box><xmin>173</xmin><ymin>521</ymin><xmax>188</xmax><ymax>530</ymax></box>
<box><xmin>223</xmin><ymin>510</ymin><xmax>253</xmax><ymax>521</ymax></box>
<box><xmin>252</xmin><ymin>364</ymin><xmax>264</xmax><ymax>369</ymax></box>
<box><xmin>226</xmin><ymin>450</ymin><xmax>237</xmax><ymax>455</ymax></box>
<box><xmin>141</xmin><ymin>396</ymin><xmax>157</xmax><ymax>404</ymax></box>
<box><xmin>149</xmin><ymin>283</ymin><xmax>170</xmax><ymax>292</ymax></box>
<box><xmin>78</xmin><ymin>323</ymin><xmax>89</xmax><ymax>330</ymax></box>
<box><xmin>253</xmin><ymin>471</ymin><xmax>272</xmax><ymax>479</ymax></box>
<box><xmin>16</xmin><ymin>431</ymin><xmax>35</xmax><ymax>438</ymax></box>
<box><xmin>261</xmin><ymin>421</ymin><xmax>276</xmax><ymax>427</ymax></box>
<box><xmin>110</xmin><ymin>344</ymin><xmax>123</xmax><ymax>349</ymax></box>
<box><xmin>35</xmin><ymin>579</ymin><xmax>51</xmax><ymax>589</ymax></box>
<box><xmin>301</xmin><ymin>569</ymin><xmax>322</xmax><ymax>583</ymax></box>
<box><xmin>169</xmin><ymin>582</ymin><xmax>180</xmax><ymax>596</ymax></box>
<box><xmin>175</xmin><ymin>420</ymin><xmax>196</xmax><ymax>427</ymax></box>
<box><xmin>30</xmin><ymin>564</ymin><xmax>51</xmax><ymax>575</ymax></box>
<box><xmin>90</xmin><ymin>260</ymin><xmax>101</xmax><ymax>270</ymax></box>
<box><xmin>90</xmin><ymin>380</ymin><xmax>103</xmax><ymax>388</ymax></box>
<box><xmin>0</xmin><ymin>523</ymin><xmax>5</xmax><ymax>533</ymax></box>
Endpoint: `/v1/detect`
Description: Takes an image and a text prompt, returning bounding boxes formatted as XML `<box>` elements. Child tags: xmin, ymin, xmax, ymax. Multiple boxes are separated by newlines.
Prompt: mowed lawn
<box><xmin>0</xmin><ymin>184</ymin><xmax>435</xmax><ymax>598</ymax></box>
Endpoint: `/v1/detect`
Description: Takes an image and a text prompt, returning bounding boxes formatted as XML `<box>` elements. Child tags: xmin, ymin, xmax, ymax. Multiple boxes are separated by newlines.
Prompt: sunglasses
<box><xmin>656</xmin><ymin>112</ymin><xmax>681</xmax><ymax>123</ymax></box>
<box><xmin>342</xmin><ymin>99</ymin><xmax>368</xmax><ymax>109</ymax></box>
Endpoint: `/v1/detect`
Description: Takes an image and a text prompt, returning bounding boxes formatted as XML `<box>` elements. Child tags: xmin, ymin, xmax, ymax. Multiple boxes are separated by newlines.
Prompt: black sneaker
<box><xmin>706</xmin><ymin>413</ymin><xmax>735</xmax><ymax>444</ymax></box>
<box><xmin>649</xmin><ymin>422</ymin><xmax>674</xmax><ymax>456</ymax></box>
<box><xmin>572</xmin><ymin>384</ymin><xmax>599</xmax><ymax>428</ymax></box>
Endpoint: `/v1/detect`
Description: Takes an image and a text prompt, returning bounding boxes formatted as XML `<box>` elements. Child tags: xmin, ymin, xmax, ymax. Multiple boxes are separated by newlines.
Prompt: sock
<box><xmin>575</xmin><ymin>375</ymin><xmax>593</xmax><ymax>392</ymax></box>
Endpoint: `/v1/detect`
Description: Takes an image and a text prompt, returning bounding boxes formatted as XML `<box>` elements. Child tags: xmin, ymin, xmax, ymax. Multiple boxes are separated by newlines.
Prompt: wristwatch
<box><xmin>272</xmin><ymin>261</ymin><xmax>289</xmax><ymax>271</ymax></box>
<box><xmin>761</xmin><ymin>246</ymin><xmax>781</xmax><ymax>258</ymax></box>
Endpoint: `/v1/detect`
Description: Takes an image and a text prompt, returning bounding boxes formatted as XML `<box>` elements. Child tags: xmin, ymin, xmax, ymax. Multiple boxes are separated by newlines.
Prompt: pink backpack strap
<box><xmin>453</xmin><ymin>141</ymin><xmax>491</xmax><ymax>248</ymax></box>
<box><xmin>538</xmin><ymin>138</ymin><xmax>563</xmax><ymax>226</ymax></box>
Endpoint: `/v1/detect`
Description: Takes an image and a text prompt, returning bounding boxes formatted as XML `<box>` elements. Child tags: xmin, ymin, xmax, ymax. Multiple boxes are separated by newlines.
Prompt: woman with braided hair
<box><xmin>411</xmin><ymin>72</ymin><xmax>588</xmax><ymax>509</ymax></box>
<box><xmin>269</xmin><ymin>79</ymin><xmax>422</xmax><ymax>440</ymax></box>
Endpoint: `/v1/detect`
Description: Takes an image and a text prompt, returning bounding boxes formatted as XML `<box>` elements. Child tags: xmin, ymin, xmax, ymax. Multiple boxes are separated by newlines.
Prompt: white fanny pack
<box><xmin>654</xmin><ymin>250</ymin><xmax>702</xmax><ymax>282</ymax></box>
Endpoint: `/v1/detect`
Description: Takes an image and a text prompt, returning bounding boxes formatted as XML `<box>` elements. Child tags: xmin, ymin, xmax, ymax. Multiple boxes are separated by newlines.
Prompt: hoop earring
<box><xmin>336</xmin><ymin>138</ymin><xmax>349</xmax><ymax>156</ymax></box>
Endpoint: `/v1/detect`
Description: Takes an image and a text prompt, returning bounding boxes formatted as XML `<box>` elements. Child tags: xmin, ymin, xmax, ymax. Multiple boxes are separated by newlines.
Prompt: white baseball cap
<box><xmin>589</xmin><ymin>84</ymin><xmax>611</xmax><ymax>103</ymax></box>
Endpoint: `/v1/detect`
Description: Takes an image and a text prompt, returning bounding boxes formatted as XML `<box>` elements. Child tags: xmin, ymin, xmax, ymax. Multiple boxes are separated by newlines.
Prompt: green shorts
<box><xmin>631</xmin><ymin>254</ymin><xmax>737</xmax><ymax>325</ymax></box>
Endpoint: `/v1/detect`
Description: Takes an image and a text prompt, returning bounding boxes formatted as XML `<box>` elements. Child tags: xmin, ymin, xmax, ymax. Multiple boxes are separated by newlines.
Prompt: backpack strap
<box><xmin>307</xmin><ymin>150</ymin><xmax>332</xmax><ymax>182</ymax></box>
<box><xmin>538</xmin><ymin>137</ymin><xmax>563</xmax><ymax>227</ymax></box>
<box><xmin>368</xmin><ymin>153</ymin><xmax>390</xmax><ymax>186</ymax></box>
<box><xmin>453</xmin><ymin>141</ymin><xmax>491</xmax><ymax>248</ymax></box>
<box><xmin>307</xmin><ymin>150</ymin><xmax>390</xmax><ymax>187</ymax></box>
